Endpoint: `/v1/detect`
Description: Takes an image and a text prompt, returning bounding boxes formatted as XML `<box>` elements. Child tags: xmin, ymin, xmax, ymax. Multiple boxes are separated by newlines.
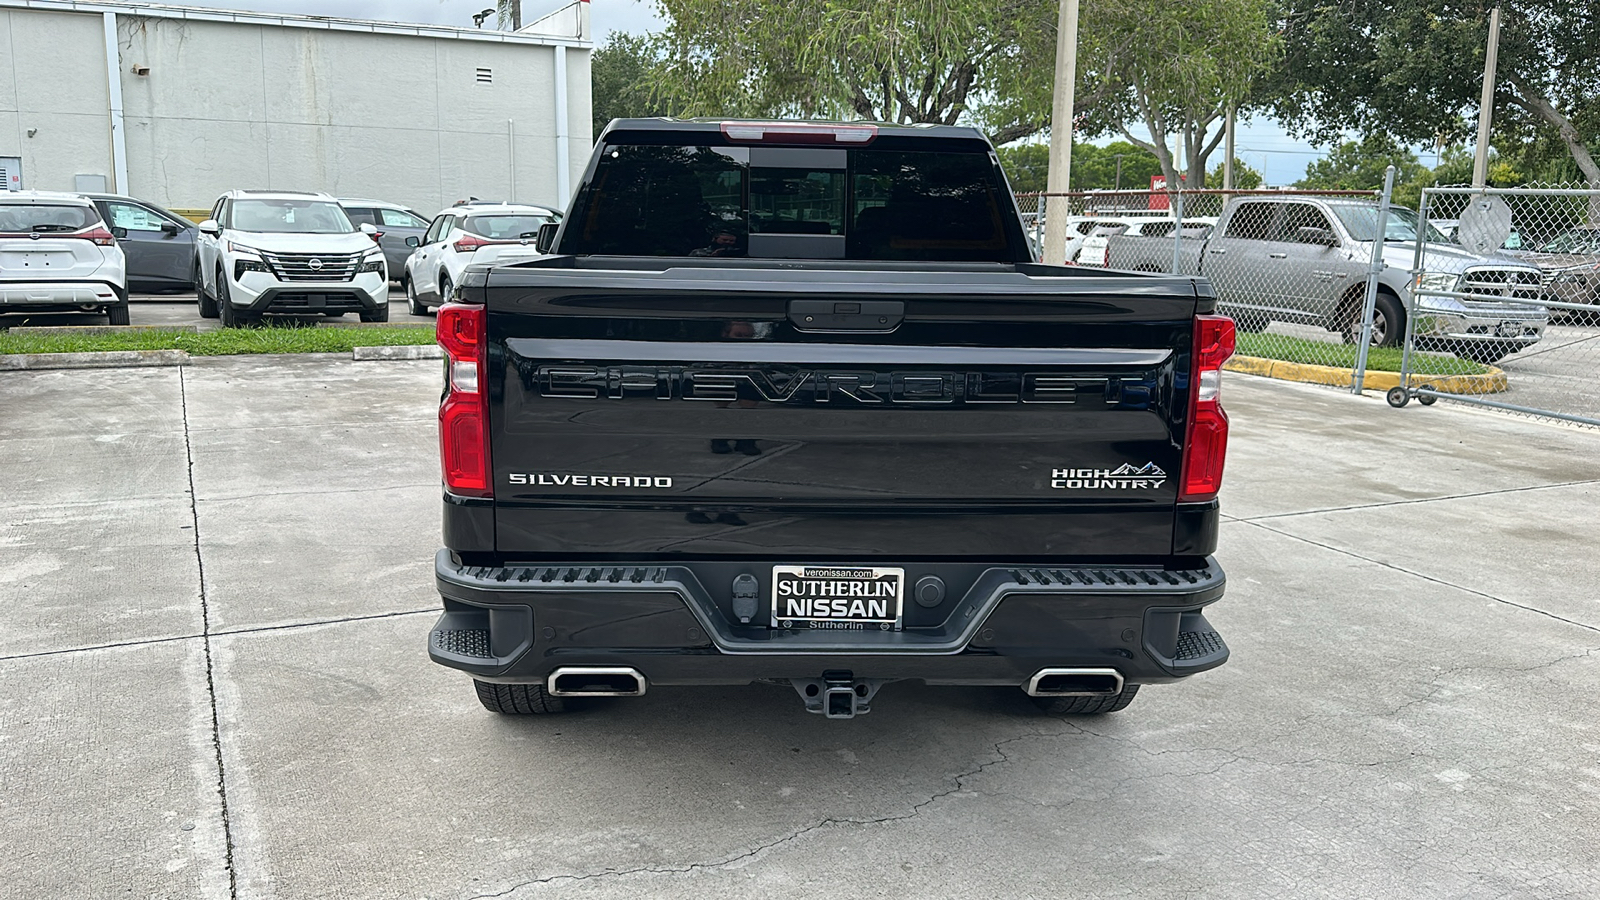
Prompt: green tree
<box><xmin>1427</xmin><ymin>147</ymin><xmax>1523</xmax><ymax>189</ymax></box>
<box><xmin>1082</xmin><ymin>0</ymin><xmax>1280</xmax><ymax>188</ymax></box>
<box><xmin>1296</xmin><ymin>136</ymin><xmax>1429</xmax><ymax>208</ymax></box>
<box><xmin>646</xmin><ymin>0</ymin><xmax>1119</xmax><ymax>146</ymax></box>
<box><xmin>996</xmin><ymin>144</ymin><xmax>1050</xmax><ymax>193</ymax></box>
<box><xmin>590</xmin><ymin>33</ymin><xmax>684</xmax><ymax>140</ymax></box>
<box><xmin>1207</xmin><ymin>159</ymin><xmax>1263</xmax><ymax>190</ymax></box>
<box><xmin>997</xmin><ymin>141</ymin><xmax>1162</xmax><ymax>192</ymax></box>
<box><xmin>1270</xmin><ymin>0</ymin><xmax>1600</xmax><ymax>188</ymax></box>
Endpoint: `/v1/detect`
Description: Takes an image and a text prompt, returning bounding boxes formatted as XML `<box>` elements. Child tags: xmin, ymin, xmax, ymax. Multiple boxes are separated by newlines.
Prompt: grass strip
<box><xmin>1234</xmin><ymin>333</ymin><xmax>1488</xmax><ymax>375</ymax></box>
<box><xmin>0</xmin><ymin>325</ymin><xmax>437</xmax><ymax>357</ymax></box>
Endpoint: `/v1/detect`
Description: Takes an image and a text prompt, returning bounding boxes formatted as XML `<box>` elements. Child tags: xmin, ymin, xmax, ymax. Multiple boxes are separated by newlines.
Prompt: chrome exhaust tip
<box><xmin>1025</xmin><ymin>668</ymin><xmax>1124</xmax><ymax>697</ymax></box>
<box><xmin>547</xmin><ymin>667</ymin><xmax>647</xmax><ymax>697</ymax></box>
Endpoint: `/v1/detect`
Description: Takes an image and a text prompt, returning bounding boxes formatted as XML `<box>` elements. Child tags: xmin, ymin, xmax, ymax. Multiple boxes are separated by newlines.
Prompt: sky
<box><xmin>160</xmin><ymin>0</ymin><xmax>1344</xmax><ymax>185</ymax></box>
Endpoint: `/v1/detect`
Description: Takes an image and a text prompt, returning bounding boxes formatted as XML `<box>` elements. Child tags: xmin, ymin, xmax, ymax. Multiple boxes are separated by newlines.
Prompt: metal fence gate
<box><xmin>1015</xmin><ymin>184</ymin><xmax>1402</xmax><ymax>390</ymax></box>
<box><xmin>1389</xmin><ymin>185</ymin><xmax>1600</xmax><ymax>428</ymax></box>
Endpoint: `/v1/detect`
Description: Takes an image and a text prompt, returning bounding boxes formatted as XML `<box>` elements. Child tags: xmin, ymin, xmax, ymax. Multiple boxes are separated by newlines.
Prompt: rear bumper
<box><xmin>429</xmin><ymin>550</ymin><xmax>1228</xmax><ymax>688</ymax></box>
<box><xmin>0</xmin><ymin>280</ymin><xmax>122</xmax><ymax>308</ymax></box>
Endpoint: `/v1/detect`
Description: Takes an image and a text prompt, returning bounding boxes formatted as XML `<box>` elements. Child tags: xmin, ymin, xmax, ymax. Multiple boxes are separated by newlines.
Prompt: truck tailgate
<box><xmin>481</xmin><ymin>263</ymin><xmax>1203</xmax><ymax>561</ymax></box>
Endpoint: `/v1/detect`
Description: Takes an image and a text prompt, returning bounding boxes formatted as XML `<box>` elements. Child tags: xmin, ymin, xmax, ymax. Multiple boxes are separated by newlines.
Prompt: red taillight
<box><xmin>453</xmin><ymin>233</ymin><xmax>490</xmax><ymax>253</ymax></box>
<box><xmin>1179</xmin><ymin>315</ymin><xmax>1236</xmax><ymax>502</ymax></box>
<box><xmin>82</xmin><ymin>227</ymin><xmax>117</xmax><ymax>246</ymax></box>
<box><xmin>370</xmin><ymin>230</ymin><xmax>384</xmax><ymax>243</ymax></box>
<box><xmin>437</xmin><ymin>302</ymin><xmax>491</xmax><ymax>497</ymax></box>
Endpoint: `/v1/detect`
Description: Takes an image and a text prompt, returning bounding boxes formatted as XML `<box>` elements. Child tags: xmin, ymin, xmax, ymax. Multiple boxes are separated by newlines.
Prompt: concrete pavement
<box><xmin>1</xmin><ymin>359</ymin><xmax>1597</xmax><ymax>899</ymax></box>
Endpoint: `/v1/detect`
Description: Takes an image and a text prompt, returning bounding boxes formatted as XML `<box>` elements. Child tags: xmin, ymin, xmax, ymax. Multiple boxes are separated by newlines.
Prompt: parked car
<box><xmin>338</xmin><ymin>198</ymin><xmax>429</xmax><ymax>283</ymax></box>
<box><xmin>401</xmin><ymin>202</ymin><xmax>559</xmax><ymax>315</ymax></box>
<box><xmin>0</xmin><ymin>190</ymin><xmax>129</xmax><ymax>324</ymax></box>
<box><xmin>1078</xmin><ymin>216</ymin><xmax>1216</xmax><ymax>268</ymax></box>
<box><xmin>1113</xmin><ymin>197</ymin><xmax>1546</xmax><ymax>362</ymax></box>
<box><xmin>193</xmin><ymin>190</ymin><xmax>389</xmax><ymax>327</ymax></box>
<box><xmin>1510</xmin><ymin>224</ymin><xmax>1600</xmax><ymax>322</ymax></box>
<box><xmin>83</xmin><ymin>193</ymin><xmax>197</xmax><ymax>292</ymax></box>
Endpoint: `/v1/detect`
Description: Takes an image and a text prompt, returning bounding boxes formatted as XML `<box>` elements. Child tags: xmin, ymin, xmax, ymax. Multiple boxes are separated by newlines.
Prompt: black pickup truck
<box><xmin>428</xmin><ymin>118</ymin><xmax>1235</xmax><ymax>719</ymax></box>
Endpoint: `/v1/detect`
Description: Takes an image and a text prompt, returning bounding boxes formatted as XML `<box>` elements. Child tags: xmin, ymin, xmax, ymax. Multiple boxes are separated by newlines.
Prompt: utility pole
<box><xmin>1112</xmin><ymin>154</ymin><xmax>1126</xmax><ymax>191</ymax></box>
<box><xmin>1223</xmin><ymin>104</ymin><xmax>1237</xmax><ymax>190</ymax></box>
<box><xmin>1472</xmin><ymin>3</ymin><xmax>1502</xmax><ymax>188</ymax></box>
<box><xmin>1042</xmin><ymin>0</ymin><xmax>1080</xmax><ymax>266</ymax></box>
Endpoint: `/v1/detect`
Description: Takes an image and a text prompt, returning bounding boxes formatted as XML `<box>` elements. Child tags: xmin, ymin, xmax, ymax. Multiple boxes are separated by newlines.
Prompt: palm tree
<box><xmin>496</xmin><ymin>0</ymin><xmax>521</xmax><ymax>30</ymax></box>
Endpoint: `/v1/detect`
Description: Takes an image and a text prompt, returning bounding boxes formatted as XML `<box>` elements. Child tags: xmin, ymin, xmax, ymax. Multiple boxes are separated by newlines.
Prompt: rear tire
<box><xmin>196</xmin><ymin>264</ymin><xmax>219</xmax><ymax>318</ymax></box>
<box><xmin>405</xmin><ymin>276</ymin><xmax>429</xmax><ymax>317</ymax></box>
<box><xmin>1029</xmin><ymin>683</ymin><xmax>1140</xmax><ymax>715</ymax></box>
<box><xmin>438</xmin><ymin>274</ymin><xmax>453</xmax><ymax>304</ymax></box>
<box><xmin>106</xmin><ymin>303</ymin><xmax>130</xmax><ymax>326</ymax></box>
<box><xmin>473</xmin><ymin>680</ymin><xmax>569</xmax><ymax>715</ymax></box>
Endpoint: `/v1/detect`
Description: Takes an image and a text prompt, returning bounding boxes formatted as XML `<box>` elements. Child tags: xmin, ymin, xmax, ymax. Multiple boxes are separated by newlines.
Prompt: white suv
<box><xmin>0</xmin><ymin>191</ymin><xmax>129</xmax><ymax>324</ymax></box>
<box><xmin>402</xmin><ymin>202</ymin><xmax>559</xmax><ymax>315</ymax></box>
<box><xmin>193</xmin><ymin>190</ymin><xmax>389</xmax><ymax>327</ymax></box>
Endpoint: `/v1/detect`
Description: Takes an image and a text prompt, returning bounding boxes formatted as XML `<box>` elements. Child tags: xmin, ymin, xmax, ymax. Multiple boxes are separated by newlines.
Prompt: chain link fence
<box><xmin>1388</xmin><ymin>184</ymin><xmax>1600</xmax><ymax>427</ymax></box>
<box><xmin>1017</xmin><ymin>187</ymin><xmax>1416</xmax><ymax>380</ymax></box>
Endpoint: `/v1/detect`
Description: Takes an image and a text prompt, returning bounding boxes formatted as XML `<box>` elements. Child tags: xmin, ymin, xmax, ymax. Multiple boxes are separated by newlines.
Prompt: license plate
<box><xmin>1497</xmin><ymin>321</ymin><xmax>1522</xmax><ymax>337</ymax></box>
<box><xmin>771</xmin><ymin>566</ymin><xmax>904</xmax><ymax>631</ymax></box>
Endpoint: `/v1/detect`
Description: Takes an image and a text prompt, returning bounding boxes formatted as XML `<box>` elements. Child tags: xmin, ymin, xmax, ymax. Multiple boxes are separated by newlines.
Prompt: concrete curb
<box><xmin>6</xmin><ymin>324</ymin><xmax>200</xmax><ymax>336</ymax></box>
<box><xmin>352</xmin><ymin>345</ymin><xmax>443</xmax><ymax>361</ymax></box>
<box><xmin>320</xmin><ymin>321</ymin><xmax>432</xmax><ymax>329</ymax></box>
<box><xmin>0</xmin><ymin>349</ymin><xmax>190</xmax><ymax>371</ymax></box>
<box><xmin>1225</xmin><ymin>354</ymin><xmax>1508</xmax><ymax>394</ymax></box>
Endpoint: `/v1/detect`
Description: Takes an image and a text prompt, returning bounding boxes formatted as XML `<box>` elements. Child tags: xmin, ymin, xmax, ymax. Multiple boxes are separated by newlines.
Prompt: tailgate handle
<box><xmin>789</xmin><ymin>299</ymin><xmax>903</xmax><ymax>332</ymax></box>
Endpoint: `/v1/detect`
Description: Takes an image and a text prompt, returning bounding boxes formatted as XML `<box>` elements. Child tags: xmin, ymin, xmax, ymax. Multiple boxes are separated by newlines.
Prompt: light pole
<box><xmin>1472</xmin><ymin>3</ymin><xmax>1502</xmax><ymax>188</ymax></box>
<box><xmin>1042</xmin><ymin>0</ymin><xmax>1081</xmax><ymax>265</ymax></box>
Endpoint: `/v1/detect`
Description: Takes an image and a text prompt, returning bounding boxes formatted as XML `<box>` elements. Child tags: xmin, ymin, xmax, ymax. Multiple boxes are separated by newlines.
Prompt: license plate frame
<box><xmin>770</xmin><ymin>566</ymin><xmax>905</xmax><ymax>631</ymax></box>
<box><xmin>1496</xmin><ymin>320</ymin><xmax>1523</xmax><ymax>337</ymax></box>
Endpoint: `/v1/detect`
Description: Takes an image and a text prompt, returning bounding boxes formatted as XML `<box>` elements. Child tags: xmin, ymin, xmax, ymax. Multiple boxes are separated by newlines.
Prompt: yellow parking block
<box><xmin>1224</xmin><ymin>355</ymin><xmax>1508</xmax><ymax>394</ymax></box>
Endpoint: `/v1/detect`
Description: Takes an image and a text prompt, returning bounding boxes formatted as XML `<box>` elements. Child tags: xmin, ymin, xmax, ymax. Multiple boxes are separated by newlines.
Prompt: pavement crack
<box><xmin>0</xmin><ymin>607</ymin><xmax>440</xmax><ymax>663</ymax></box>
<box><xmin>1230</xmin><ymin>477</ymin><xmax>1600</xmax><ymax>524</ymax></box>
<box><xmin>462</xmin><ymin>730</ymin><xmax>1056</xmax><ymax>898</ymax></box>
<box><xmin>196</xmin><ymin>482</ymin><xmax>437</xmax><ymax>504</ymax></box>
<box><xmin>181</xmin><ymin>368</ymin><xmax>239</xmax><ymax>900</ymax></box>
<box><xmin>1242</xmin><ymin>520</ymin><xmax>1600</xmax><ymax>635</ymax></box>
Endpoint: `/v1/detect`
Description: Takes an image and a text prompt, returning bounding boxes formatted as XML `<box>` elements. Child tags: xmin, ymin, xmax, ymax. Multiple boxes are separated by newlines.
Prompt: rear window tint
<box><xmin>463</xmin><ymin>214</ymin><xmax>555</xmax><ymax>240</ymax></box>
<box><xmin>0</xmin><ymin>203</ymin><xmax>99</xmax><ymax>233</ymax></box>
<box><xmin>562</xmin><ymin>143</ymin><xmax>1024</xmax><ymax>261</ymax></box>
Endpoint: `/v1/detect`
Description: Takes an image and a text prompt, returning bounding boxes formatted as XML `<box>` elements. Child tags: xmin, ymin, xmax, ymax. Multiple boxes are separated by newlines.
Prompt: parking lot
<box><xmin>1</xmin><ymin>291</ymin><xmax>437</xmax><ymax>331</ymax></box>
<box><xmin>2</xmin><ymin>355</ymin><xmax>1597</xmax><ymax>899</ymax></box>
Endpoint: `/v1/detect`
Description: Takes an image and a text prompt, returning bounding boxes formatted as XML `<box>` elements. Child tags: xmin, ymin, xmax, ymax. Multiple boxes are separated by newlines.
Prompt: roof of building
<box><xmin>0</xmin><ymin>0</ymin><xmax>591</xmax><ymax>48</ymax></box>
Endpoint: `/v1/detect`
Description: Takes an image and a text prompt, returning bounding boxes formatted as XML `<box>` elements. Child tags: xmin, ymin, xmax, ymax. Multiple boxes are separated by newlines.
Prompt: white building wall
<box><xmin>0</xmin><ymin>2</ymin><xmax>590</xmax><ymax>214</ymax></box>
<box><xmin>0</xmin><ymin>9</ymin><xmax>116</xmax><ymax>190</ymax></box>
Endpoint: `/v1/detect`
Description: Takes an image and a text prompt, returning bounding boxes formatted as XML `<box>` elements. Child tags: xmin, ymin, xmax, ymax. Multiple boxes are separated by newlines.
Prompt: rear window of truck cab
<box><xmin>561</xmin><ymin>141</ymin><xmax>1025</xmax><ymax>262</ymax></box>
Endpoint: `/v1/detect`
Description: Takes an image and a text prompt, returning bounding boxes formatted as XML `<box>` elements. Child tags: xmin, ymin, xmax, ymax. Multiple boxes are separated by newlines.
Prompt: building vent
<box><xmin>475</xmin><ymin>67</ymin><xmax>493</xmax><ymax>84</ymax></box>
